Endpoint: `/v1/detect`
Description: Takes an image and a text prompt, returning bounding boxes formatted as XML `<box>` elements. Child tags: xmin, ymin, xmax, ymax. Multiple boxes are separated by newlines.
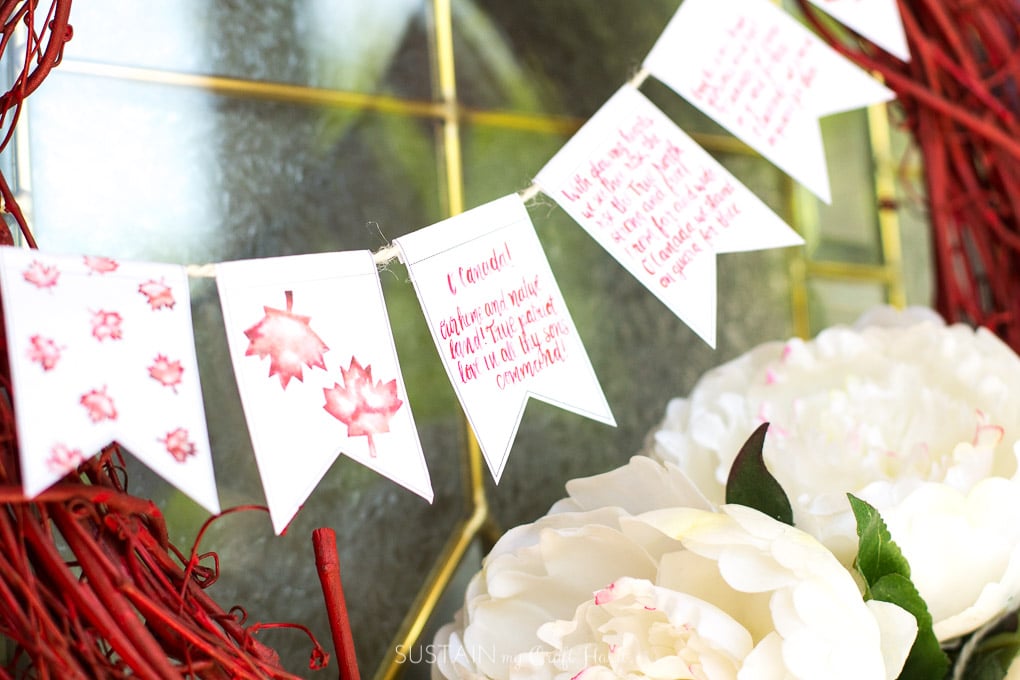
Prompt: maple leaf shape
<box><xmin>90</xmin><ymin>310</ymin><xmax>124</xmax><ymax>341</ymax></box>
<box><xmin>148</xmin><ymin>354</ymin><xmax>184</xmax><ymax>392</ymax></box>
<box><xmin>84</xmin><ymin>255</ymin><xmax>119</xmax><ymax>274</ymax></box>
<box><xmin>244</xmin><ymin>290</ymin><xmax>329</xmax><ymax>389</ymax></box>
<box><xmin>46</xmin><ymin>444</ymin><xmax>86</xmax><ymax>475</ymax></box>
<box><xmin>27</xmin><ymin>335</ymin><xmax>63</xmax><ymax>370</ymax></box>
<box><xmin>323</xmin><ymin>357</ymin><xmax>403</xmax><ymax>457</ymax></box>
<box><xmin>23</xmin><ymin>260</ymin><xmax>59</xmax><ymax>289</ymax></box>
<box><xmin>138</xmin><ymin>279</ymin><xmax>175</xmax><ymax>310</ymax></box>
<box><xmin>80</xmin><ymin>386</ymin><xmax>117</xmax><ymax>423</ymax></box>
<box><xmin>160</xmin><ymin>427</ymin><xmax>196</xmax><ymax>462</ymax></box>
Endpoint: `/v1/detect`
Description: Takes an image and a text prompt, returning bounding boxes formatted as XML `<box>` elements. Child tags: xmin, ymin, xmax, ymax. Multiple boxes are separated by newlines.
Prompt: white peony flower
<box><xmin>644</xmin><ymin>306</ymin><xmax>1020</xmax><ymax>640</ymax></box>
<box><xmin>432</xmin><ymin>458</ymin><xmax>915</xmax><ymax>680</ymax></box>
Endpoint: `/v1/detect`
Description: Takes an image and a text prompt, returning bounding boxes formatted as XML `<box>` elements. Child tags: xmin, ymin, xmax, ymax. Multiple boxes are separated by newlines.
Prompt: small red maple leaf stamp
<box><xmin>27</xmin><ymin>335</ymin><xmax>63</xmax><ymax>370</ymax></box>
<box><xmin>323</xmin><ymin>357</ymin><xmax>403</xmax><ymax>457</ymax></box>
<box><xmin>161</xmin><ymin>427</ymin><xmax>196</xmax><ymax>462</ymax></box>
<box><xmin>84</xmin><ymin>255</ymin><xmax>119</xmax><ymax>275</ymax></box>
<box><xmin>80</xmin><ymin>386</ymin><xmax>117</xmax><ymax>423</ymax></box>
<box><xmin>90</xmin><ymin>310</ymin><xmax>124</xmax><ymax>341</ymax></box>
<box><xmin>138</xmin><ymin>279</ymin><xmax>175</xmax><ymax>310</ymax></box>
<box><xmin>148</xmin><ymin>354</ymin><xmax>184</xmax><ymax>392</ymax></box>
<box><xmin>23</xmin><ymin>260</ymin><xmax>60</xmax><ymax>289</ymax></box>
<box><xmin>244</xmin><ymin>290</ymin><xmax>329</xmax><ymax>389</ymax></box>
<box><xmin>46</xmin><ymin>443</ymin><xmax>86</xmax><ymax>475</ymax></box>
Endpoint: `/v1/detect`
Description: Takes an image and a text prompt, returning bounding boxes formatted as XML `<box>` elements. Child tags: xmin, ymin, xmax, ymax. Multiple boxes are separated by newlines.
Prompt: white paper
<box><xmin>806</xmin><ymin>0</ymin><xmax>910</xmax><ymax>61</ymax></box>
<box><xmin>644</xmin><ymin>0</ymin><xmax>895</xmax><ymax>203</ymax></box>
<box><xmin>396</xmin><ymin>195</ymin><xmax>615</xmax><ymax>482</ymax></box>
<box><xmin>216</xmin><ymin>251</ymin><xmax>432</xmax><ymax>534</ymax></box>
<box><xmin>535</xmin><ymin>86</ymin><xmax>803</xmax><ymax>347</ymax></box>
<box><xmin>0</xmin><ymin>247</ymin><xmax>219</xmax><ymax>513</ymax></box>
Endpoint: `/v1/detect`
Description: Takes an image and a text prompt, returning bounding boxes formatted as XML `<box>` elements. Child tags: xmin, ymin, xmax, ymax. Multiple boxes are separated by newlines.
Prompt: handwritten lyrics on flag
<box><xmin>396</xmin><ymin>195</ymin><xmax>615</xmax><ymax>482</ymax></box>
<box><xmin>536</xmin><ymin>86</ymin><xmax>801</xmax><ymax>346</ymax></box>
<box><xmin>643</xmin><ymin>0</ymin><xmax>894</xmax><ymax>203</ymax></box>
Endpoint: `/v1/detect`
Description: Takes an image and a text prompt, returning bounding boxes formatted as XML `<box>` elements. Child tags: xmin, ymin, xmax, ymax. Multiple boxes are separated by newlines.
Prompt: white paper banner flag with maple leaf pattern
<box><xmin>0</xmin><ymin>246</ymin><xmax>220</xmax><ymax>513</ymax></box>
<box><xmin>395</xmin><ymin>194</ymin><xmax>616</xmax><ymax>482</ymax></box>
<box><xmin>535</xmin><ymin>85</ymin><xmax>803</xmax><ymax>347</ymax></box>
<box><xmin>643</xmin><ymin>0</ymin><xmax>895</xmax><ymax>203</ymax></box>
<box><xmin>806</xmin><ymin>0</ymin><xmax>910</xmax><ymax>61</ymax></box>
<box><xmin>216</xmin><ymin>251</ymin><xmax>432</xmax><ymax>534</ymax></box>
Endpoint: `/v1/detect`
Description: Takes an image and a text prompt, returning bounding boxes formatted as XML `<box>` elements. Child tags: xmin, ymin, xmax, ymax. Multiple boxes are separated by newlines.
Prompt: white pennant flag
<box><xmin>643</xmin><ymin>0</ymin><xmax>895</xmax><ymax>203</ymax></box>
<box><xmin>396</xmin><ymin>195</ymin><xmax>615</xmax><ymax>482</ymax></box>
<box><xmin>216</xmin><ymin>251</ymin><xmax>432</xmax><ymax>535</ymax></box>
<box><xmin>806</xmin><ymin>0</ymin><xmax>910</xmax><ymax>61</ymax></box>
<box><xmin>535</xmin><ymin>86</ymin><xmax>803</xmax><ymax>347</ymax></box>
<box><xmin>0</xmin><ymin>247</ymin><xmax>219</xmax><ymax>513</ymax></box>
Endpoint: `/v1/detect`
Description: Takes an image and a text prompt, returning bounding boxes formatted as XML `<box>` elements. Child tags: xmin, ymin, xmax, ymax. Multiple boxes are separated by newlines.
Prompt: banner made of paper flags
<box><xmin>0</xmin><ymin>0</ymin><xmax>905</xmax><ymax>532</ymax></box>
<box><xmin>216</xmin><ymin>251</ymin><xmax>433</xmax><ymax>534</ymax></box>
<box><xmin>396</xmin><ymin>194</ymin><xmax>616</xmax><ymax>481</ymax></box>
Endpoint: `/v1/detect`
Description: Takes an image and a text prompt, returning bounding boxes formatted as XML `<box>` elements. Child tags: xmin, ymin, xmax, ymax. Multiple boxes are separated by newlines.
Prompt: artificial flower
<box><xmin>432</xmin><ymin>458</ymin><xmax>915</xmax><ymax>680</ymax></box>
<box><xmin>644</xmin><ymin>306</ymin><xmax>1020</xmax><ymax>640</ymax></box>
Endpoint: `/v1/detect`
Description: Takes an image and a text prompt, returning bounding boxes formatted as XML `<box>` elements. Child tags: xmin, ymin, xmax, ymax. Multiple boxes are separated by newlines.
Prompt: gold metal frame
<box><xmin>35</xmin><ymin>1</ymin><xmax>907</xmax><ymax>677</ymax></box>
<box><xmin>786</xmin><ymin>102</ymin><xmax>907</xmax><ymax>339</ymax></box>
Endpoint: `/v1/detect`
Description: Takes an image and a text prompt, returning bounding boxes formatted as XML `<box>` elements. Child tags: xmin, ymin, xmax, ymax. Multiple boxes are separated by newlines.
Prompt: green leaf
<box><xmin>848</xmin><ymin>493</ymin><xmax>913</xmax><ymax>585</ymax></box>
<box><xmin>724</xmin><ymin>423</ymin><xmax>793</xmax><ymax>525</ymax></box>
<box><xmin>849</xmin><ymin>494</ymin><xmax>950</xmax><ymax>680</ymax></box>
<box><xmin>965</xmin><ymin>631</ymin><xmax>1020</xmax><ymax>680</ymax></box>
<box><xmin>870</xmin><ymin>574</ymin><xmax>950</xmax><ymax>680</ymax></box>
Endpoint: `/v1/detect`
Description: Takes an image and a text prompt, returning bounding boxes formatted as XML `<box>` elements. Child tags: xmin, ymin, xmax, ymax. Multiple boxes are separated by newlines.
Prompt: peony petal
<box><xmin>465</xmin><ymin>599</ymin><xmax>554</xmax><ymax>680</ymax></box>
<box><xmin>736</xmin><ymin>633</ymin><xmax>785</xmax><ymax>680</ymax></box>
<box><xmin>883</xmin><ymin>478</ymin><xmax>1020</xmax><ymax>636</ymax></box>
<box><xmin>865</xmin><ymin>600</ymin><xmax>917</xmax><ymax>680</ymax></box>
<box><xmin>716</xmin><ymin>545</ymin><xmax>797</xmax><ymax>593</ymax></box>
<box><xmin>643</xmin><ymin>307</ymin><xmax>1020</xmax><ymax>642</ymax></box>
<box><xmin>485</xmin><ymin>525</ymin><xmax>658</xmax><ymax>618</ymax></box>
<box><xmin>559</xmin><ymin>456</ymin><xmax>713</xmax><ymax>515</ymax></box>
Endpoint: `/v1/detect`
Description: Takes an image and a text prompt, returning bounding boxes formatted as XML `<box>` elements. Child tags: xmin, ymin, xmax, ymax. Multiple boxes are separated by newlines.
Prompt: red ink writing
<box><xmin>439</xmin><ymin>264</ymin><xmax>572</xmax><ymax>389</ymax></box>
<box><xmin>692</xmin><ymin>16</ymin><xmax>817</xmax><ymax>148</ymax></box>
<box><xmin>446</xmin><ymin>242</ymin><xmax>513</xmax><ymax>295</ymax></box>
<box><xmin>558</xmin><ymin>107</ymin><xmax>747</xmax><ymax>291</ymax></box>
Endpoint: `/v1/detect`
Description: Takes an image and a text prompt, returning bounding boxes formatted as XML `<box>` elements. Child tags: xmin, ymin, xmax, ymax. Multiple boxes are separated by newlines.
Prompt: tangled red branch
<box><xmin>0</xmin><ymin>389</ymin><xmax>328</xmax><ymax>677</ymax></box>
<box><xmin>793</xmin><ymin>0</ymin><xmax>1020</xmax><ymax>350</ymax></box>
<box><xmin>0</xmin><ymin>3</ymin><xmax>343</xmax><ymax>676</ymax></box>
<box><xmin>0</xmin><ymin>0</ymin><xmax>73</xmax><ymax>247</ymax></box>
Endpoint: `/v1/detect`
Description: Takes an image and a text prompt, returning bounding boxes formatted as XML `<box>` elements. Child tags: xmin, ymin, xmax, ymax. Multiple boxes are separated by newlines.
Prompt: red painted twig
<box><xmin>314</xmin><ymin>527</ymin><xmax>361</xmax><ymax>680</ymax></box>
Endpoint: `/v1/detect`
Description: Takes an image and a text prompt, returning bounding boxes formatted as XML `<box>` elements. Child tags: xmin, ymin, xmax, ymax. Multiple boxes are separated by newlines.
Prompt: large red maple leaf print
<box><xmin>244</xmin><ymin>290</ymin><xmax>329</xmax><ymax>389</ymax></box>
<box><xmin>323</xmin><ymin>357</ymin><xmax>403</xmax><ymax>457</ymax></box>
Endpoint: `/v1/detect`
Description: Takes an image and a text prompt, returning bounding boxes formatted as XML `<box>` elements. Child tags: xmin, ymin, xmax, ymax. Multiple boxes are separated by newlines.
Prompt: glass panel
<box><xmin>459</xmin><ymin>122</ymin><xmax>796</xmax><ymax>532</ymax></box>
<box><xmin>798</xmin><ymin>110</ymin><xmax>884</xmax><ymax>265</ymax></box>
<box><xmin>26</xmin><ymin>71</ymin><xmax>464</xmax><ymax>673</ymax></box>
<box><xmin>61</xmin><ymin>0</ymin><xmax>433</xmax><ymax>99</ymax></box>
<box><xmin>807</xmin><ymin>279</ymin><xmax>886</xmax><ymax>334</ymax></box>
<box><xmin>29</xmin><ymin>75</ymin><xmax>443</xmax><ymax>260</ymax></box>
<box><xmin>890</xmin><ymin>123</ymin><xmax>934</xmax><ymax>307</ymax></box>
<box><xmin>454</xmin><ymin>0</ymin><xmax>682</xmax><ymax>117</ymax></box>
